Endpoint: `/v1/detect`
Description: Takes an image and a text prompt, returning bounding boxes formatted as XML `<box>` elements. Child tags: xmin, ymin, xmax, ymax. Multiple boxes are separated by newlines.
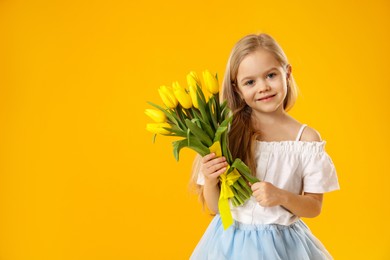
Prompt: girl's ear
<box><xmin>286</xmin><ymin>64</ymin><xmax>292</xmax><ymax>79</ymax></box>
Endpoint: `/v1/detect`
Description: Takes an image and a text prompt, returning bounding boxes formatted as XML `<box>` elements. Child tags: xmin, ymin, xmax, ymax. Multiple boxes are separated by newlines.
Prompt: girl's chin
<box><xmin>250</xmin><ymin>105</ymin><xmax>285</xmax><ymax>115</ymax></box>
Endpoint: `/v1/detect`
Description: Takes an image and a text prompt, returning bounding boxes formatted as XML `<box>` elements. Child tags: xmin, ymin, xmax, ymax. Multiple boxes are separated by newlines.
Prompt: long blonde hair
<box><xmin>190</xmin><ymin>33</ymin><xmax>299</xmax><ymax>206</ymax></box>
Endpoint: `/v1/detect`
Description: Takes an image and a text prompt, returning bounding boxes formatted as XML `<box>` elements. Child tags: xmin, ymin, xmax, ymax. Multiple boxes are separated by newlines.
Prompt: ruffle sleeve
<box><xmin>301</xmin><ymin>143</ymin><xmax>340</xmax><ymax>193</ymax></box>
<box><xmin>196</xmin><ymin>171</ymin><xmax>205</xmax><ymax>185</ymax></box>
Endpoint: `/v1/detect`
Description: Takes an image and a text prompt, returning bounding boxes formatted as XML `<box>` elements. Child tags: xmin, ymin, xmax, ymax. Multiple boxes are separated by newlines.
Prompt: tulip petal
<box><xmin>203</xmin><ymin>70</ymin><xmax>219</xmax><ymax>94</ymax></box>
<box><xmin>144</xmin><ymin>108</ymin><xmax>166</xmax><ymax>123</ymax></box>
<box><xmin>147</xmin><ymin>101</ymin><xmax>186</xmax><ymax>131</ymax></box>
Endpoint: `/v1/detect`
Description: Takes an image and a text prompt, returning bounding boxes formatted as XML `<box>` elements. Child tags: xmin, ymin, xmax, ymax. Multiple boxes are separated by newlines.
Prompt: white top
<box><xmin>197</xmin><ymin>124</ymin><xmax>340</xmax><ymax>226</ymax></box>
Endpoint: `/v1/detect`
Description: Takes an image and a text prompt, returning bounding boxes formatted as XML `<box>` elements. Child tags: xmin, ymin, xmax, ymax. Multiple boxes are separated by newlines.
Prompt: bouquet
<box><xmin>145</xmin><ymin>70</ymin><xmax>259</xmax><ymax>230</ymax></box>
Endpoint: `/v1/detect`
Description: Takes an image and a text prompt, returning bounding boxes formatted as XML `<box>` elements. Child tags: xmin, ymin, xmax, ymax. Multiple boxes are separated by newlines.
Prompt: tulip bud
<box><xmin>146</xmin><ymin>123</ymin><xmax>171</xmax><ymax>135</ymax></box>
<box><xmin>202</xmin><ymin>70</ymin><xmax>219</xmax><ymax>94</ymax></box>
<box><xmin>158</xmin><ymin>85</ymin><xmax>178</xmax><ymax>108</ymax></box>
<box><xmin>144</xmin><ymin>109</ymin><xmax>166</xmax><ymax>123</ymax></box>
<box><xmin>187</xmin><ymin>71</ymin><xmax>201</xmax><ymax>89</ymax></box>
<box><xmin>172</xmin><ymin>81</ymin><xmax>192</xmax><ymax>109</ymax></box>
<box><xmin>188</xmin><ymin>85</ymin><xmax>199</xmax><ymax>109</ymax></box>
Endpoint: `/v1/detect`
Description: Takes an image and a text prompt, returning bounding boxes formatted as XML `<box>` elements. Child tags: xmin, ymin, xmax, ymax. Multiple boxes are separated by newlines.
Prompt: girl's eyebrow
<box><xmin>239</xmin><ymin>67</ymin><xmax>278</xmax><ymax>83</ymax></box>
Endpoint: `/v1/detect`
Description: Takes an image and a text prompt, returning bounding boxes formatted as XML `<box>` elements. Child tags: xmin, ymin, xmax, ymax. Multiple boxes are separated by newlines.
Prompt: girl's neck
<box><xmin>251</xmin><ymin>111</ymin><xmax>300</xmax><ymax>142</ymax></box>
<box><xmin>251</xmin><ymin>110</ymin><xmax>290</xmax><ymax>130</ymax></box>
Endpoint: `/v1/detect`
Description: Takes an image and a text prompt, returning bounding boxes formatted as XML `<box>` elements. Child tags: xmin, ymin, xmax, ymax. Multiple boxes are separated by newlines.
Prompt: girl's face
<box><xmin>236</xmin><ymin>49</ymin><xmax>290</xmax><ymax>117</ymax></box>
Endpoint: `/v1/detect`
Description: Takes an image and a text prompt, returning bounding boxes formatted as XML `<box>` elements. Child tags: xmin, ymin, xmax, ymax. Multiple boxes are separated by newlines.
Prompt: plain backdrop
<box><xmin>0</xmin><ymin>0</ymin><xmax>389</xmax><ymax>259</ymax></box>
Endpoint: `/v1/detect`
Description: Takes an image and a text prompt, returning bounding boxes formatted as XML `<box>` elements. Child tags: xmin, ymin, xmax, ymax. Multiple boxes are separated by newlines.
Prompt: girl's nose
<box><xmin>257</xmin><ymin>81</ymin><xmax>271</xmax><ymax>93</ymax></box>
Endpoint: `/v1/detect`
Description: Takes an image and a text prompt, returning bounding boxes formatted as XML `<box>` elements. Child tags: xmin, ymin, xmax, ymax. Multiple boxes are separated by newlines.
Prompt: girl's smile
<box><xmin>257</xmin><ymin>93</ymin><xmax>277</xmax><ymax>102</ymax></box>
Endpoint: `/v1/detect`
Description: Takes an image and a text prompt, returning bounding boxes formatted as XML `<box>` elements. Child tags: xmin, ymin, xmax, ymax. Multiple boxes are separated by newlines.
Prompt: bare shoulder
<box><xmin>301</xmin><ymin>125</ymin><xmax>322</xmax><ymax>142</ymax></box>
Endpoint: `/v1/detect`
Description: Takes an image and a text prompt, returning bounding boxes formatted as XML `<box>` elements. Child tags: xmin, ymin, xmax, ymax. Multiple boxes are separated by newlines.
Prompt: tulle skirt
<box><xmin>190</xmin><ymin>214</ymin><xmax>333</xmax><ymax>260</ymax></box>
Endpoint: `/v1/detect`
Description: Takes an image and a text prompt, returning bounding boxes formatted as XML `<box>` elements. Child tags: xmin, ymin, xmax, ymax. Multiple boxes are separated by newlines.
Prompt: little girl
<box><xmin>190</xmin><ymin>33</ymin><xmax>340</xmax><ymax>259</ymax></box>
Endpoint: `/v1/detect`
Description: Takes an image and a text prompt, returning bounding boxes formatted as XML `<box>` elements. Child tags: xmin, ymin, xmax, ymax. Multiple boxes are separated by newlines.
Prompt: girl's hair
<box><xmin>189</xmin><ymin>33</ymin><xmax>299</xmax><ymax>208</ymax></box>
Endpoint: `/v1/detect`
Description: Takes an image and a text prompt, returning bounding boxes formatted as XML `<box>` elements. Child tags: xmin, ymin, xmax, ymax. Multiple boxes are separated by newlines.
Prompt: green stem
<box><xmin>232</xmin><ymin>187</ymin><xmax>244</xmax><ymax>205</ymax></box>
<box><xmin>214</xmin><ymin>93</ymin><xmax>220</xmax><ymax>123</ymax></box>
<box><xmin>231</xmin><ymin>197</ymin><xmax>239</xmax><ymax>207</ymax></box>
<box><xmin>237</xmin><ymin>177</ymin><xmax>253</xmax><ymax>196</ymax></box>
<box><xmin>185</xmin><ymin>108</ymin><xmax>194</xmax><ymax>120</ymax></box>
<box><xmin>174</xmin><ymin>107</ymin><xmax>187</xmax><ymax>130</ymax></box>
<box><xmin>191</xmin><ymin>107</ymin><xmax>202</xmax><ymax>119</ymax></box>
<box><xmin>233</xmin><ymin>181</ymin><xmax>250</xmax><ymax>199</ymax></box>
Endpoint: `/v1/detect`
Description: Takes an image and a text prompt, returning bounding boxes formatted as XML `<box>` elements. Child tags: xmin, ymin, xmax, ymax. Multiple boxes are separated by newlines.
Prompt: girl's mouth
<box><xmin>257</xmin><ymin>94</ymin><xmax>276</xmax><ymax>102</ymax></box>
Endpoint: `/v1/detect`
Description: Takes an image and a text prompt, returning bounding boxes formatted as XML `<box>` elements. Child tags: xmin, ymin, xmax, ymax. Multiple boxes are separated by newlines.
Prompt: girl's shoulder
<box><xmin>300</xmin><ymin>125</ymin><xmax>322</xmax><ymax>142</ymax></box>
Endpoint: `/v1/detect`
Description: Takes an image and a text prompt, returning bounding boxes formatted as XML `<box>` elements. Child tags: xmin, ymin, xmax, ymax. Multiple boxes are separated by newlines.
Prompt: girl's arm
<box><xmin>201</xmin><ymin>153</ymin><xmax>228</xmax><ymax>214</ymax></box>
<box><xmin>251</xmin><ymin>182</ymin><xmax>323</xmax><ymax>218</ymax></box>
<box><xmin>282</xmin><ymin>191</ymin><xmax>323</xmax><ymax>218</ymax></box>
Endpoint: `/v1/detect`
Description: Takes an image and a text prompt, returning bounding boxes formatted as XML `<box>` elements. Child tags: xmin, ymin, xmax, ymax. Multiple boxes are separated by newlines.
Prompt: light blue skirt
<box><xmin>190</xmin><ymin>214</ymin><xmax>333</xmax><ymax>260</ymax></box>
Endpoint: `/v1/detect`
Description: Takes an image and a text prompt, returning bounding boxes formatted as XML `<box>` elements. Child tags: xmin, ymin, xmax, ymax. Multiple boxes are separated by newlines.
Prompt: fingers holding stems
<box><xmin>251</xmin><ymin>181</ymin><xmax>285</xmax><ymax>207</ymax></box>
<box><xmin>202</xmin><ymin>154</ymin><xmax>286</xmax><ymax>208</ymax></box>
<box><xmin>201</xmin><ymin>153</ymin><xmax>228</xmax><ymax>186</ymax></box>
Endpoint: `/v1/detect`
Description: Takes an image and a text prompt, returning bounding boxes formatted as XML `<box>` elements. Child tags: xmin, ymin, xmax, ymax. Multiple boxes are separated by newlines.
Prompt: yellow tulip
<box><xmin>189</xmin><ymin>85</ymin><xmax>199</xmax><ymax>109</ymax></box>
<box><xmin>144</xmin><ymin>109</ymin><xmax>166</xmax><ymax>123</ymax></box>
<box><xmin>146</xmin><ymin>123</ymin><xmax>171</xmax><ymax>135</ymax></box>
<box><xmin>172</xmin><ymin>81</ymin><xmax>192</xmax><ymax>109</ymax></box>
<box><xmin>158</xmin><ymin>85</ymin><xmax>178</xmax><ymax>108</ymax></box>
<box><xmin>187</xmin><ymin>71</ymin><xmax>201</xmax><ymax>88</ymax></box>
<box><xmin>202</xmin><ymin>70</ymin><xmax>219</xmax><ymax>94</ymax></box>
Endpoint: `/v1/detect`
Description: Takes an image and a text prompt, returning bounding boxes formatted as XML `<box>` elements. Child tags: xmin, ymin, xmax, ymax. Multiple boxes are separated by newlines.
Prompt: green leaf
<box><xmin>185</xmin><ymin>119</ymin><xmax>213</xmax><ymax>147</ymax></box>
<box><xmin>214</xmin><ymin>115</ymin><xmax>232</xmax><ymax>143</ymax></box>
<box><xmin>147</xmin><ymin>101</ymin><xmax>166</xmax><ymax>111</ymax></box>
<box><xmin>220</xmin><ymin>115</ymin><xmax>232</xmax><ymax>128</ymax></box>
<box><xmin>176</xmin><ymin>106</ymin><xmax>186</xmax><ymax>121</ymax></box>
<box><xmin>191</xmin><ymin>107</ymin><xmax>202</xmax><ymax>119</ymax></box>
<box><xmin>191</xmin><ymin>111</ymin><xmax>214</xmax><ymax>140</ymax></box>
<box><xmin>196</xmin><ymin>89</ymin><xmax>212</xmax><ymax>129</ymax></box>
<box><xmin>220</xmin><ymin>100</ymin><xmax>227</xmax><ymax>112</ymax></box>
<box><xmin>191</xmin><ymin>118</ymin><xmax>202</xmax><ymax>129</ymax></box>
<box><xmin>187</xmin><ymin>134</ymin><xmax>210</xmax><ymax>156</ymax></box>
<box><xmin>221</xmin><ymin>131</ymin><xmax>233</xmax><ymax>164</ymax></box>
<box><xmin>169</xmin><ymin>125</ymin><xmax>187</xmax><ymax>137</ymax></box>
<box><xmin>213</xmin><ymin>93</ymin><xmax>221</xmax><ymax>123</ymax></box>
<box><xmin>194</xmin><ymin>117</ymin><xmax>215</xmax><ymax>141</ymax></box>
<box><xmin>214</xmin><ymin>126</ymin><xmax>227</xmax><ymax>143</ymax></box>
<box><xmin>231</xmin><ymin>159</ymin><xmax>260</xmax><ymax>184</ymax></box>
<box><xmin>172</xmin><ymin>139</ymin><xmax>188</xmax><ymax>161</ymax></box>
<box><xmin>221</xmin><ymin>106</ymin><xmax>231</xmax><ymax>121</ymax></box>
<box><xmin>170</xmin><ymin>111</ymin><xmax>187</xmax><ymax>131</ymax></box>
<box><xmin>152</xmin><ymin>134</ymin><xmax>157</xmax><ymax>143</ymax></box>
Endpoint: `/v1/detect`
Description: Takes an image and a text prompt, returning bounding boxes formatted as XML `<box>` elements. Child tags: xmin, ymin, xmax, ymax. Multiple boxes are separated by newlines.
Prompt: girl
<box><xmin>190</xmin><ymin>33</ymin><xmax>340</xmax><ymax>260</ymax></box>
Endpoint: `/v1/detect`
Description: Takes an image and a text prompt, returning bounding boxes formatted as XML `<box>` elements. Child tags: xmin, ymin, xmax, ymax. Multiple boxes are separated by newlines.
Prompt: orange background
<box><xmin>1</xmin><ymin>0</ymin><xmax>389</xmax><ymax>259</ymax></box>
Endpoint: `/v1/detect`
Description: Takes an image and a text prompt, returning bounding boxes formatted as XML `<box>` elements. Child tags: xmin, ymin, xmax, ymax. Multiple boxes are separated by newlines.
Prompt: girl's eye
<box><xmin>267</xmin><ymin>72</ymin><xmax>276</xmax><ymax>79</ymax></box>
<box><xmin>245</xmin><ymin>80</ymin><xmax>255</xmax><ymax>86</ymax></box>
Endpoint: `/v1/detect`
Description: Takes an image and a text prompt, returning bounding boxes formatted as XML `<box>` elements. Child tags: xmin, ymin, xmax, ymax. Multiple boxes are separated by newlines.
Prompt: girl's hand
<box><xmin>201</xmin><ymin>153</ymin><xmax>228</xmax><ymax>186</ymax></box>
<box><xmin>251</xmin><ymin>182</ymin><xmax>285</xmax><ymax>207</ymax></box>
